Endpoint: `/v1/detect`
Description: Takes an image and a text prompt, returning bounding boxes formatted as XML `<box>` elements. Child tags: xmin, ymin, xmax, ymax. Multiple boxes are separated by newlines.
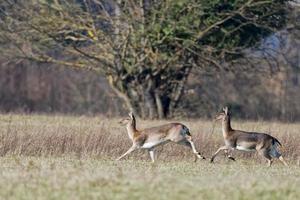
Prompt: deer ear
<box><xmin>128</xmin><ymin>111</ymin><xmax>134</xmax><ymax>118</ymax></box>
<box><xmin>223</xmin><ymin>107</ymin><xmax>228</xmax><ymax>115</ymax></box>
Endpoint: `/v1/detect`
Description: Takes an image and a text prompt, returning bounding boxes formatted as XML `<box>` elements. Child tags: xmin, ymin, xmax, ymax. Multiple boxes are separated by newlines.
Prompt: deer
<box><xmin>116</xmin><ymin>112</ymin><xmax>205</xmax><ymax>162</ymax></box>
<box><xmin>210</xmin><ymin>107</ymin><xmax>288</xmax><ymax>167</ymax></box>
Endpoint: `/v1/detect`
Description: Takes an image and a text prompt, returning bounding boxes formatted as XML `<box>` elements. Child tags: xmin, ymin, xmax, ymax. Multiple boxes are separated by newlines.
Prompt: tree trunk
<box><xmin>144</xmin><ymin>93</ymin><xmax>156</xmax><ymax>119</ymax></box>
<box><xmin>154</xmin><ymin>91</ymin><xmax>164</xmax><ymax>119</ymax></box>
<box><xmin>107</xmin><ymin>75</ymin><xmax>136</xmax><ymax>114</ymax></box>
<box><xmin>169</xmin><ymin>66</ymin><xmax>192</xmax><ymax>117</ymax></box>
<box><xmin>107</xmin><ymin>64</ymin><xmax>191</xmax><ymax>119</ymax></box>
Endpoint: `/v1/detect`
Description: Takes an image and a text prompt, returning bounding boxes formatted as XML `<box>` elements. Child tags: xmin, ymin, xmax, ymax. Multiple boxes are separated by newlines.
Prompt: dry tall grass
<box><xmin>0</xmin><ymin>114</ymin><xmax>299</xmax><ymax>164</ymax></box>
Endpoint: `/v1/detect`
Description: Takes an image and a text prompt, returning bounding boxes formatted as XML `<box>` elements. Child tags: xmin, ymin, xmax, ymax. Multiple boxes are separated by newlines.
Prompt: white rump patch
<box><xmin>236</xmin><ymin>145</ymin><xmax>255</xmax><ymax>152</ymax></box>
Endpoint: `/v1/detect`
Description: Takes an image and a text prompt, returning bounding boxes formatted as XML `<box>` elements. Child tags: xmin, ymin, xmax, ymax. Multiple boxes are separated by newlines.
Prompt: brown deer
<box><xmin>116</xmin><ymin>112</ymin><xmax>205</xmax><ymax>162</ymax></box>
<box><xmin>210</xmin><ymin>107</ymin><xmax>288</xmax><ymax>167</ymax></box>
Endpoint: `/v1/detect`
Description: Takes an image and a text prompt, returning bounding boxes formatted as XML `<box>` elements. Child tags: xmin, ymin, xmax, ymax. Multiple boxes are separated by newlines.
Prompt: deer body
<box><xmin>132</xmin><ymin>124</ymin><xmax>188</xmax><ymax>148</ymax></box>
<box><xmin>117</xmin><ymin>113</ymin><xmax>205</xmax><ymax>162</ymax></box>
<box><xmin>211</xmin><ymin>107</ymin><xmax>288</xmax><ymax>167</ymax></box>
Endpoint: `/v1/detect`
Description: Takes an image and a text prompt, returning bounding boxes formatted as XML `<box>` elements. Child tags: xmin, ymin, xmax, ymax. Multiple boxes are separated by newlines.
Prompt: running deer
<box><xmin>210</xmin><ymin>107</ymin><xmax>288</xmax><ymax>167</ymax></box>
<box><xmin>116</xmin><ymin>112</ymin><xmax>205</xmax><ymax>162</ymax></box>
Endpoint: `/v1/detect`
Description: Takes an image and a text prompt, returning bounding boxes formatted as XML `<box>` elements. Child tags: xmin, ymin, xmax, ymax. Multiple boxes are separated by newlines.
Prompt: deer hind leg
<box><xmin>269</xmin><ymin>146</ymin><xmax>288</xmax><ymax>166</ymax></box>
<box><xmin>187</xmin><ymin>136</ymin><xmax>206</xmax><ymax>160</ymax></box>
<box><xmin>258</xmin><ymin>149</ymin><xmax>273</xmax><ymax>167</ymax></box>
<box><xmin>180</xmin><ymin>137</ymin><xmax>205</xmax><ymax>161</ymax></box>
<box><xmin>148</xmin><ymin>149</ymin><xmax>155</xmax><ymax>163</ymax></box>
<box><xmin>278</xmin><ymin>156</ymin><xmax>288</xmax><ymax>166</ymax></box>
<box><xmin>116</xmin><ymin>145</ymin><xmax>137</xmax><ymax>161</ymax></box>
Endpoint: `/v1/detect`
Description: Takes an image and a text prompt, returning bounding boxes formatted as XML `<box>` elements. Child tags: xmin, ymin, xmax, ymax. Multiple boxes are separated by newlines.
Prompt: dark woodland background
<box><xmin>1</xmin><ymin>38</ymin><xmax>299</xmax><ymax>121</ymax></box>
<box><xmin>0</xmin><ymin>1</ymin><xmax>299</xmax><ymax>120</ymax></box>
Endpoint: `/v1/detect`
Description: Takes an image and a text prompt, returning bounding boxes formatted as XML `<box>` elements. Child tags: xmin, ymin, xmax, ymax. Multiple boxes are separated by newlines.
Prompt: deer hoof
<box><xmin>228</xmin><ymin>156</ymin><xmax>235</xmax><ymax>161</ymax></box>
<box><xmin>197</xmin><ymin>153</ymin><xmax>205</xmax><ymax>160</ymax></box>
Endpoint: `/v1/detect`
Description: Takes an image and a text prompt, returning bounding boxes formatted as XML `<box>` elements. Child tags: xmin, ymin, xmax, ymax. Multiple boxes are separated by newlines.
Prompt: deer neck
<box><xmin>126</xmin><ymin>117</ymin><xmax>139</xmax><ymax>140</ymax></box>
<box><xmin>222</xmin><ymin>116</ymin><xmax>233</xmax><ymax>138</ymax></box>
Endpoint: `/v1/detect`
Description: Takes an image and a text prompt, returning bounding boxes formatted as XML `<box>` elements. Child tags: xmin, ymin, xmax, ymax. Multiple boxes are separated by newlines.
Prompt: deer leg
<box><xmin>116</xmin><ymin>145</ymin><xmax>137</xmax><ymax>161</ymax></box>
<box><xmin>271</xmin><ymin>147</ymin><xmax>289</xmax><ymax>167</ymax></box>
<box><xmin>258</xmin><ymin>149</ymin><xmax>273</xmax><ymax>167</ymax></box>
<box><xmin>225</xmin><ymin>149</ymin><xmax>235</xmax><ymax>161</ymax></box>
<box><xmin>148</xmin><ymin>149</ymin><xmax>155</xmax><ymax>163</ymax></box>
<box><xmin>278</xmin><ymin>156</ymin><xmax>288</xmax><ymax>167</ymax></box>
<box><xmin>269</xmin><ymin>146</ymin><xmax>288</xmax><ymax>167</ymax></box>
<box><xmin>193</xmin><ymin>154</ymin><xmax>198</xmax><ymax>162</ymax></box>
<box><xmin>267</xmin><ymin>159</ymin><xmax>273</xmax><ymax>167</ymax></box>
<box><xmin>211</xmin><ymin>146</ymin><xmax>229</xmax><ymax>163</ymax></box>
<box><xmin>185</xmin><ymin>137</ymin><xmax>206</xmax><ymax>160</ymax></box>
<box><xmin>178</xmin><ymin>140</ymin><xmax>205</xmax><ymax>161</ymax></box>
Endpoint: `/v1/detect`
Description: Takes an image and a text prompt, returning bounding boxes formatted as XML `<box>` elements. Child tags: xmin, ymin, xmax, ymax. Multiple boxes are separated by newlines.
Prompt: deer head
<box><xmin>215</xmin><ymin>106</ymin><xmax>230</xmax><ymax>121</ymax></box>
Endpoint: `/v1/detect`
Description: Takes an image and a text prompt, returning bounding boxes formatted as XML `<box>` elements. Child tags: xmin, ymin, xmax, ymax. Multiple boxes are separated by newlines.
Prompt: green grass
<box><xmin>0</xmin><ymin>157</ymin><xmax>299</xmax><ymax>200</ymax></box>
<box><xmin>0</xmin><ymin>114</ymin><xmax>299</xmax><ymax>199</ymax></box>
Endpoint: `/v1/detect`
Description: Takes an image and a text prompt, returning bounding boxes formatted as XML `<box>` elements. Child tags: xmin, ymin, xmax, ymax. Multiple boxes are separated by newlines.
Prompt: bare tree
<box><xmin>0</xmin><ymin>0</ymin><xmax>290</xmax><ymax>118</ymax></box>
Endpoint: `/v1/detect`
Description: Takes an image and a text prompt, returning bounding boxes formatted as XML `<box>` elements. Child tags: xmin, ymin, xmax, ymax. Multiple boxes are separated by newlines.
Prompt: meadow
<box><xmin>0</xmin><ymin>114</ymin><xmax>299</xmax><ymax>200</ymax></box>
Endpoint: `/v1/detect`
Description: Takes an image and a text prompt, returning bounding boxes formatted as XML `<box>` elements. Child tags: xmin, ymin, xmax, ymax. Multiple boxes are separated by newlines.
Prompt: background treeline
<box><xmin>0</xmin><ymin>1</ymin><xmax>300</xmax><ymax>121</ymax></box>
<box><xmin>1</xmin><ymin>32</ymin><xmax>299</xmax><ymax>120</ymax></box>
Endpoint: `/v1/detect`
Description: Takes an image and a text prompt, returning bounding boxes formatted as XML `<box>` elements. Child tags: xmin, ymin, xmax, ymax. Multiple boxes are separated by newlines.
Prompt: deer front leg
<box><xmin>210</xmin><ymin>146</ymin><xmax>229</xmax><ymax>163</ymax></box>
<box><xmin>225</xmin><ymin>149</ymin><xmax>235</xmax><ymax>161</ymax></box>
<box><xmin>116</xmin><ymin>145</ymin><xmax>137</xmax><ymax>161</ymax></box>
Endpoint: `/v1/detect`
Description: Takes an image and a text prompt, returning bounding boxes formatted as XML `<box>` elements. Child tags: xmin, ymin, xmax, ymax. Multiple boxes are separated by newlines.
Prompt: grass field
<box><xmin>0</xmin><ymin>114</ymin><xmax>299</xmax><ymax>200</ymax></box>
